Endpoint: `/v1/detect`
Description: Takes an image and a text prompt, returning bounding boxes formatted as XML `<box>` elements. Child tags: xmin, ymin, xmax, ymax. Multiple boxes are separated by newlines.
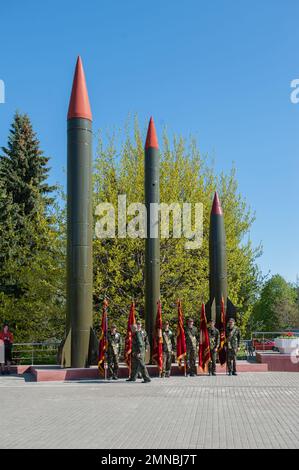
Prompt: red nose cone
<box><xmin>211</xmin><ymin>192</ymin><xmax>223</xmax><ymax>215</ymax></box>
<box><xmin>67</xmin><ymin>56</ymin><xmax>92</xmax><ymax>121</ymax></box>
<box><xmin>145</xmin><ymin>117</ymin><xmax>159</xmax><ymax>149</ymax></box>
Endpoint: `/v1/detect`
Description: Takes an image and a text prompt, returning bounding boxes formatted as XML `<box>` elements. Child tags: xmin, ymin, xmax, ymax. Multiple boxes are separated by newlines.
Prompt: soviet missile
<box><xmin>206</xmin><ymin>192</ymin><xmax>236</xmax><ymax>326</ymax></box>
<box><xmin>144</xmin><ymin>117</ymin><xmax>160</xmax><ymax>361</ymax></box>
<box><xmin>60</xmin><ymin>56</ymin><xmax>98</xmax><ymax>368</ymax></box>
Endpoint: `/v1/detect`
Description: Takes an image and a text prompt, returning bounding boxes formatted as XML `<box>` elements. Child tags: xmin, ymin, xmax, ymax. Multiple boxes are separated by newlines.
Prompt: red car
<box><xmin>253</xmin><ymin>339</ymin><xmax>276</xmax><ymax>351</ymax></box>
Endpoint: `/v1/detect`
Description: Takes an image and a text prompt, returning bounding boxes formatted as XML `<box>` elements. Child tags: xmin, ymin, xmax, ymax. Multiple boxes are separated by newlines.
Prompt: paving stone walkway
<box><xmin>0</xmin><ymin>372</ymin><xmax>298</xmax><ymax>449</ymax></box>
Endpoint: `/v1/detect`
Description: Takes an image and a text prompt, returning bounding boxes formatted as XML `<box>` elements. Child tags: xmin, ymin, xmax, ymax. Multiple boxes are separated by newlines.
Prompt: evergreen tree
<box><xmin>0</xmin><ymin>112</ymin><xmax>65</xmax><ymax>341</ymax></box>
<box><xmin>0</xmin><ymin>112</ymin><xmax>55</xmax><ymax>219</ymax></box>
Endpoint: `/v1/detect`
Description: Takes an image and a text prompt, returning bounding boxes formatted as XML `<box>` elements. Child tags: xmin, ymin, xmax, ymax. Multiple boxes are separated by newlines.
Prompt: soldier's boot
<box><xmin>232</xmin><ymin>371</ymin><xmax>238</xmax><ymax>376</ymax></box>
<box><xmin>126</xmin><ymin>378</ymin><xmax>136</xmax><ymax>382</ymax></box>
<box><xmin>228</xmin><ymin>371</ymin><xmax>232</xmax><ymax>376</ymax></box>
<box><xmin>161</xmin><ymin>372</ymin><xmax>165</xmax><ymax>378</ymax></box>
<box><xmin>113</xmin><ymin>365</ymin><xmax>118</xmax><ymax>380</ymax></box>
<box><xmin>142</xmin><ymin>377</ymin><xmax>151</xmax><ymax>383</ymax></box>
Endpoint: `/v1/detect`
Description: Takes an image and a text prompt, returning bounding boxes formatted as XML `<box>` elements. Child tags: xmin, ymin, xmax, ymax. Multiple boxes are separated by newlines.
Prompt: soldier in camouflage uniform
<box><xmin>225</xmin><ymin>318</ymin><xmax>241</xmax><ymax>376</ymax></box>
<box><xmin>126</xmin><ymin>324</ymin><xmax>151</xmax><ymax>383</ymax></box>
<box><xmin>185</xmin><ymin>318</ymin><xmax>198</xmax><ymax>376</ymax></box>
<box><xmin>107</xmin><ymin>324</ymin><xmax>121</xmax><ymax>380</ymax></box>
<box><xmin>162</xmin><ymin>321</ymin><xmax>176</xmax><ymax>378</ymax></box>
<box><xmin>136</xmin><ymin>321</ymin><xmax>149</xmax><ymax>378</ymax></box>
<box><xmin>207</xmin><ymin>320</ymin><xmax>220</xmax><ymax>376</ymax></box>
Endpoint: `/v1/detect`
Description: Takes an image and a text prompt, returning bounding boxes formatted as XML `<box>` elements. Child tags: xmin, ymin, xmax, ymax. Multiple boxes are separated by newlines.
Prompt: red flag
<box><xmin>98</xmin><ymin>299</ymin><xmax>108</xmax><ymax>375</ymax></box>
<box><xmin>152</xmin><ymin>300</ymin><xmax>163</xmax><ymax>373</ymax></box>
<box><xmin>218</xmin><ymin>297</ymin><xmax>226</xmax><ymax>366</ymax></box>
<box><xmin>198</xmin><ymin>303</ymin><xmax>211</xmax><ymax>372</ymax></box>
<box><xmin>124</xmin><ymin>301</ymin><xmax>136</xmax><ymax>372</ymax></box>
<box><xmin>176</xmin><ymin>300</ymin><xmax>186</xmax><ymax>368</ymax></box>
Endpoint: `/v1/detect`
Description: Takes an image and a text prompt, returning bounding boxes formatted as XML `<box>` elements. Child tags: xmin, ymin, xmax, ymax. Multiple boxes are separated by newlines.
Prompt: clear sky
<box><xmin>0</xmin><ymin>0</ymin><xmax>298</xmax><ymax>282</ymax></box>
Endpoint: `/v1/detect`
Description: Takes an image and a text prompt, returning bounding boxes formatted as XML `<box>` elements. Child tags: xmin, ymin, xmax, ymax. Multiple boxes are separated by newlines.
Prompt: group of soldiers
<box><xmin>105</xmin><ymin>318</ymin><xmax>241</xmax><ymax>382</ymax></box>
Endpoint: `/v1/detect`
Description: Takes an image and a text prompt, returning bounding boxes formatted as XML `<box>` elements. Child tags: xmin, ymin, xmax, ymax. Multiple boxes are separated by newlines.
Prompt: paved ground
<box><xmin>0</xmin><ymin>372</ymin><xmax>298</xmax><ymax>449</ymax></box>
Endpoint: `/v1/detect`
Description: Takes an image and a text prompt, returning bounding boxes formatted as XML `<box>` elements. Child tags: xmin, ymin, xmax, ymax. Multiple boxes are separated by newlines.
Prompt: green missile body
<box><xmin>60</xmin><ymin>57</ymin><xmax>98</xmax><ymax>368</ymax></box>
<box><xmin>144</xmin><ymin>117</ymin><xmax>160</xmax><ymax>362</ymax></box>
<box><xmin>206</xmin><ymin>192</ymin><xmax>236</xmax><ymax>326</ymax></box>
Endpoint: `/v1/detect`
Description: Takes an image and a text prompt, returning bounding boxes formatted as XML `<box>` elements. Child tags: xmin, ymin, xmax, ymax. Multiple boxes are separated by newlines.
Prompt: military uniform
<box><xmin>107</xmin><ymin>331</ymin><xmax>121</xmax><ymax>379</ymax></box>
<box><xmin>162</xmin><ymin>328</ymin><xmax>175</xmax><ymax>377</ymax></box>
<box><xmin>185</xmin><ymin>326</ymin><xmax>198</xmax><ymax>375</ymax></box>
<box><xmin>207</xmin><ymin>326</ymin><xmax>220</xmax><ymax>374</ymax></box>
<box><xmin>130</xmin><ymin>330</ymin><xmax>151</xmax><ymax>382</ymax></box>
<box><xmin>137</xmin><ymin>329</ymin><xmax>149</xmax><ymax>378</ymax></box>
<box><xmin>140</xmin><ymin>329</ymin><xmax>149</xmax><ymax>361</ymax></box>
<box><xmin>226</xmin><ymin>325</ymin><xmax>240</xmax><ymax>374</ymax></box>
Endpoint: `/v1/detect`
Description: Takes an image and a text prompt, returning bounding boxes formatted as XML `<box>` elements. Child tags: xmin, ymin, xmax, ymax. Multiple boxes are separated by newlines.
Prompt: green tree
<box><xmin>251</xmin><ymin>274</ymin><xmax>299</xmax><ymax>331</ymax></box>
<box><xmin>0</xmin><ymin>113</ymin><xmax>65</xmax><ymax>341</ymax></box>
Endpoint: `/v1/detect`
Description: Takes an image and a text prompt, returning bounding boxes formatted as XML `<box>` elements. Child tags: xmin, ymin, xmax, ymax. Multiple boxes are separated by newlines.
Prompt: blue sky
<box><xmin>0</xmin><ymin>0</ymin><xmax>298</xmax><ymax>282</ymax></box>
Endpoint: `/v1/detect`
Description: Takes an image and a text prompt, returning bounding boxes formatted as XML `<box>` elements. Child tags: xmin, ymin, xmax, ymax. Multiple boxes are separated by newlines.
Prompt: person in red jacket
<box><xmin>0</xmin><ymin>323</ymin><xmax>14</xmax><ymax>375</ymax></box>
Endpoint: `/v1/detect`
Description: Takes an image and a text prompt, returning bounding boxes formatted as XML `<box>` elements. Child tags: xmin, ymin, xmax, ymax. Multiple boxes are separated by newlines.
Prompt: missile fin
<box><xmin>88</xmin><ymin>327</ymin><xmax>99</xmax><ymax>365</ymax></box>
<box><xmin>226</xmin><ymin>298</ymin><xmax>237</xmax><ymax>319</ymax></box>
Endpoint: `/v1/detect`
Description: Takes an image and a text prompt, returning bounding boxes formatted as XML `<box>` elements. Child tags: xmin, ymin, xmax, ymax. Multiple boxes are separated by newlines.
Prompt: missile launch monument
<box><xmin>58</xmin><ymin>56</ymin><xmax>236</xmax><ymax>369</ymax></box>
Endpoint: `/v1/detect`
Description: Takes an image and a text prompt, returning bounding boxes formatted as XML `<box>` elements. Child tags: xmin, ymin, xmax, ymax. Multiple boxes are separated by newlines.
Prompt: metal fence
<box><xmin>9</xmin><ymin>339</ymin><xmax>252</xmax><ymax>365</ymax></box>
<box><xmin>12</xmin><ymin>342</ymin><xmax>60</xmax><ymax>366</ymax></box>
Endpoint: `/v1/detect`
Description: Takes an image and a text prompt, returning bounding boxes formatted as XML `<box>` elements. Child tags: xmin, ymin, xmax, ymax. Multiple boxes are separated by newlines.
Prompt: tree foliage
<box><xmin>0</xmin><ymin>113</ymin><xmax>65</xmax><ymax>341</ymax></box>
<box><xmin>93</xmin><ymin>119</ymin><xmax>261</xmax><ymax>337</ymax></box>
<box><xmin>251</xmin><ymin>274</ymin><xmax>299</xmax><ymax>331</ymax></box>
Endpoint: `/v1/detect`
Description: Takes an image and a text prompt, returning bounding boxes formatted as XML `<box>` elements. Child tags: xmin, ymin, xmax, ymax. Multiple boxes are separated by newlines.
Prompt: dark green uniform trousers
<box><xmin>227</xmin><ymin>349</ymin><xmax>237</xmax><ymax>373</ymax></box>
<box><xmin>162</xmin><ymin>352</ymin><xmax>172</xmax><ymax>377</ymax></box>
<box><xmin>186</xmin><ymin>349</ymin><xmax>197</xmax><ymax>375</ymax></box>
<box><xmin>107</xmin><ymin>352</ymin><xmax>119</xmax><ymax>378</ymax></box>
<box><xmin>131</xmin><ymin>354</ymin><xmax>150</xmax><ymax>381</ymax></box>
<box><xmin>208</xmin><ymin>350</ymin><xmax>217</xmax><ymax>374</ymax></box>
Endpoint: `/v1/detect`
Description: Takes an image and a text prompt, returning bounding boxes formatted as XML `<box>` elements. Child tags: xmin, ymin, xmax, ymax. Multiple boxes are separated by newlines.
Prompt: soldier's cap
<box><xmin>187</xmin><ymin>318</ymin><xmax>194</xmax><ymax>322</ymax></box>
<box><xmin>228</xmin><ymin>318</ymin><xmax>235</xmax><ymax>322</ymax></box>
<box><xmin>111</xmin><ymin>324</ymin><xmax>117</xmax><ymax>329</ymax></box>
<box><xmin>136</xmin><ymin>320</ymin><xmax>142</xmax><ymax>325</ymax></box>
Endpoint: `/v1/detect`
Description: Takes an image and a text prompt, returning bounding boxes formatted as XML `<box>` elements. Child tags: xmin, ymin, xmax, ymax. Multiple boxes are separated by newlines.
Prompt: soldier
<box><xmin>207</xmin><ymin>320</ymin><xmax>220</xmax><ymax>376</ymax></box>
<box><xmin>162</xmin><ymin>321</ymin><xmax>176</xmax><ymax>378</ymax></box>
<box><xmin>136</xmin><ymin>320</ymin><xmax>149</xmax><ymax>378</ymax></box>
<box><xmin>126</xmin><ymin>324</ymin><xmax>151</xmax><ymax>383</ymax></box>
<box><xmin>107</xmin><ymin>324</ymin><xmax>121</xmax><ymax>380</ymax></box>
<box><xmin>225</xmin><ymin>318</ymin><xmax>241</xmax><ymax>376</ymax></box>
<box><xmin>185</xmin><ymin>318</ymin><xmax>198</xmax><ymax>376</ymax></box>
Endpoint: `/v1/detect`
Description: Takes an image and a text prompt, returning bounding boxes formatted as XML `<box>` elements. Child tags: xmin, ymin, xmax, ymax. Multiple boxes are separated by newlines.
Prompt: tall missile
<box><xmin>60</xmin><ymin>56</ymin><xmax>98</xmax><ymax>368</ymax></box>
<box><xmin>144</xmin><ymin>117</ymin><xmax>160</xmax><ymax>361</ymax></box>
<box><xmin>206</xmin><ymin>192</ymin><xmax>236</xmax><ymax>325</ymax></box>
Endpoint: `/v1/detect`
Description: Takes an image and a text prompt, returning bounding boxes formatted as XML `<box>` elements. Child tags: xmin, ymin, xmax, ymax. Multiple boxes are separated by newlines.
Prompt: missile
<box><xmin>144</xmin><ymin>117</ymin><xmax>160</xmax><ymax>361</ymax></box>
<box><xmin>206</xmin><ymin>192</ymin><xmax>236</xmax><ymax>325</ymax></box>
<box><xmin>60</xmin><ymin>56</ymin><xmax>98</xmax><ymax>368</ymax></box>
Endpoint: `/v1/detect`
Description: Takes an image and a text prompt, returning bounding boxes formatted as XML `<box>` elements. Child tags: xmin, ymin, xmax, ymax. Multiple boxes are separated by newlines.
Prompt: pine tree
<box><xmin>0</xmin><ymin>112</ymin><xmax>55</xmax><ymax>220</ymax></box>
<box><xmin>0</xmin><ymin>112</ymin><xmax>65</xmax><ymax>340</ymax></box>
